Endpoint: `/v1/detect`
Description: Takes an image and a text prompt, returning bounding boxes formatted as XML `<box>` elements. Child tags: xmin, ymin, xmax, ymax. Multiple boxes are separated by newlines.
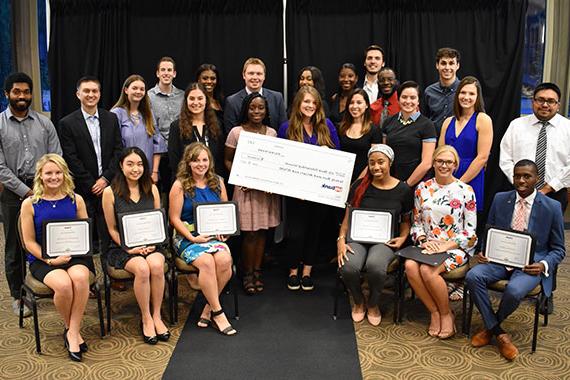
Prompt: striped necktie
<box><xmin>380</xmin><ymin>100</ymin><xmax>390</xmax><ymax>125</ymax></box>
<box><xmin>511</xmin><ymin>199</ymin><xmax>527</xmax><ymax>231</ymax></box>
<box><xmin>535</xmin><ymin>121</ymin><xmax>548</xmax><ymax>189</ymax></box>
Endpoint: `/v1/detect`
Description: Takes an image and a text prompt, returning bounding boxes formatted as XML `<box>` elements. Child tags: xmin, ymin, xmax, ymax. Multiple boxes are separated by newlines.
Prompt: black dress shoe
<box><xmin>141</xmin><ymin>322</ymin><xmax>158</xmax><ymax>345</ymax></box>
<box><xmin>64</xmin><ymin>330</ymin><xmax>83</xmax><ymax>362</ymax></box>
<box><xmin>541</xmin><ymin>296</ymin><xmax>554</xmax><ymax>316</ymax></box>
<box><xmin>79</xmin><ymin>341</ymin><xmax>88</xmax><ymax>353</ymax></box>
<box><xmin>156</xmin><ymin>330</ymin><xmax>171</xmax><ymax>342</ymax></box>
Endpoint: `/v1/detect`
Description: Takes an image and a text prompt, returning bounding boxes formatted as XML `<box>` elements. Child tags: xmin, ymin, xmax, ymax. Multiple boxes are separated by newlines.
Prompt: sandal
<box><xmin>243</xmin><ymin>272</ymin><xmax>256</xmax><ymax>295</ymax></box>
<box><xmin>197</xmin><ymin>316</ymin><xmax>211</xmax><ymax>328</ymax></box>
<box><xmin>210</xmin><ymin>309</ymin><xmax>237</xmax><ymax>336</ymax></box>
<box><xmin>253</xmin><ymin>269</ymin><xmax>264</xmax><ymax>292</ymax></box>
<box><xmin>449</xmin><ymin>284</ymin><xmax>464</xmax><ymax>302</ymax></box>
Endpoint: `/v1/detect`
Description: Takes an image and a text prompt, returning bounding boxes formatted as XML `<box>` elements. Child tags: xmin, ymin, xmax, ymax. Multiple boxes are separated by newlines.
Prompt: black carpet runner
<box><xmin>163</xmin><ymin>266</ymin><xmax>362</xmax><ymax>380</ymax></box>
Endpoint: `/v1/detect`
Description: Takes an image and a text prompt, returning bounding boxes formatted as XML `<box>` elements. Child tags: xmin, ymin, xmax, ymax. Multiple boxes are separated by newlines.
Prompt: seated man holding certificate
<box><xmin>102</xmin><ymin>147</ymin><xmax>170</xmax><ymax>345</ymax></box>
<box><xmin>20</xmin><ymin>154</ymin><xmax>95</xmax><ymax>362</ymax></box>
<box><xmin>169</xmin><ymin>143</ymin><xmax>237</xmax><ymax>336</ymax></box>
<box><xmin>465</xmin><ymin>160</ymin><xmax>565</xmax><ymax>360</ymax></box>
<box><xmin>337</xmin><ymin>145</ymin><xmax>413</xmax><ymax>325</ymax></box>
<box><xmin>403</xmin><ymin>145</ymin><xmax>477</xmax><ymax>339</ymax></box>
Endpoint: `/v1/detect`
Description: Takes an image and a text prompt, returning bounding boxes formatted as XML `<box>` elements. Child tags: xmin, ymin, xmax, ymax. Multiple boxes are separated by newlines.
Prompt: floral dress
<box><xmin>410</xmin><ymin>178</ymin><xmax>477</xmax><ymax>271</ymax></box>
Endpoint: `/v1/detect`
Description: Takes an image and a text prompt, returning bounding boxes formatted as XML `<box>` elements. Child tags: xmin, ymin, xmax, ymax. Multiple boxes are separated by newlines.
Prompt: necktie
<box><xmin>380</xmin><ymin>100</ymin><xmax>390</xmax><ymax>126</ymax></box>
<box><xmin>535</xmin><ymin>121</ymin><xmax>548</xmax><ymax>189</ymax></box>
<box><xmin>511</xmin><ymin>199</ymin><xmax>527</xmax><ymax>231</ymax></box>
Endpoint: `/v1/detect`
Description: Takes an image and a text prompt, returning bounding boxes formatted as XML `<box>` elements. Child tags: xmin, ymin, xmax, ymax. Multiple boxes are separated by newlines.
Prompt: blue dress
<box><xmin>445</xmin><ymin>112</ymin><xmax>484</xmax><ymax>211</ymax></box>
<box><xmin>173</xmin><ymin>186</ymin><xmax>230</xmax><ymax>264</ymax></box>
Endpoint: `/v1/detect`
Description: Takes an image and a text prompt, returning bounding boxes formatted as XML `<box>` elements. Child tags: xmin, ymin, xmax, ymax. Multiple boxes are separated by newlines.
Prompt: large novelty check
<box><xmin>228</xmin><ymin>131</ymin><xmax>355</xmax><ymax>208</ymax></box>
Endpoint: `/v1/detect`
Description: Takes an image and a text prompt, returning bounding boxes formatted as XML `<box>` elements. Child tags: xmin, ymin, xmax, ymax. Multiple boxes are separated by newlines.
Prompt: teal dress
<box><xmin>173</xmin><ymin>186</ymin><xmax>230</xmax><ymax>264</ymax></box>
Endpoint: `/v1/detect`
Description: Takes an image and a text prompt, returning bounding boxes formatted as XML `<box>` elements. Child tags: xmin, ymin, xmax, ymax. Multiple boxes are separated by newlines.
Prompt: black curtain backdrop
<box><xmin>49</xmin><ymin>0</ymin><xmax>527</xmax><ymax>210</ymax></box>
<box><xmin>48</xmin><ymin>0</ymin><xmax>284</xmax><ymax>122</ymax></box>
<box><xmin>286</xmin><ymin>0</ymin><xmax>528</xmax><ymax>211</ymax></box>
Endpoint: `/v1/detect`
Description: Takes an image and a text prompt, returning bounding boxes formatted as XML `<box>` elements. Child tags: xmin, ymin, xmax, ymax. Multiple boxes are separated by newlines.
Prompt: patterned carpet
<box><xmin>0</xmin><ymin>225</ymin><xmax>569</xmax><ymax>379</ymax></box>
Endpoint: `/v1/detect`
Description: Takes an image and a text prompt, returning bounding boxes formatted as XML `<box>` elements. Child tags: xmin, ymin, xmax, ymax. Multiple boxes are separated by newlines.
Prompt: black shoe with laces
<box><xmin>301</xmin><ymin>276</ymin><xmax>314</xmax><ymax>291</ymax></box>
<box><xmin>287</xmin><ymin>275</ymin><xmax>301</xmax><ymax>290</ymax></box>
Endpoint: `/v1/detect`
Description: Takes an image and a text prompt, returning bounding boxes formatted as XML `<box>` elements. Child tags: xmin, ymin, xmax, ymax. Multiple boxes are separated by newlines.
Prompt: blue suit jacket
<box><xmin>223</xmin><ymin>88</ymin><xmax>287</xmax><ymax>134</ymax></box>
<box><xmin>484</xmin><ymin>190</ymin><xmax>565</xmax><ymax>296</ymax></box>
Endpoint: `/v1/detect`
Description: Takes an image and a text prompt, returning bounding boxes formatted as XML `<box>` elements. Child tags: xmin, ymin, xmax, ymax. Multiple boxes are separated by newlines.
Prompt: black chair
<box><xmin>17</xmin><ymin>216</ymin><xmax>105</xmax><ymax>353</ymax></box>
<box><xmin>169</xmin><ymin>240</ymin><xmax>239</xmax><ymax>324</ymax></box>
<box><xmin>464</xmin><ymin>274</ymin><xmax>550</xmax><ymax>353</ymax></box>
<box><xmin>101</xmin><ymin>248</ymin><xmax>173</xmax><ymax>333</ymax></box>
<box><xmin>333</xmin><ymin>257</ymin><xmax>401</xmax><ymax>323</ymax></box>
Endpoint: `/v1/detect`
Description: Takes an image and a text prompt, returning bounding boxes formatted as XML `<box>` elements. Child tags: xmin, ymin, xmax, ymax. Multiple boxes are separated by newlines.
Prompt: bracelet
<box><xmin>337</xmin><ymin>236</ymin><xmax>345</xmax><ymax>241</ymax></box>
<box><xmin>46</xmin><ymin>259</ymin><xmax>52</xmax><ymax>266</ymax></box>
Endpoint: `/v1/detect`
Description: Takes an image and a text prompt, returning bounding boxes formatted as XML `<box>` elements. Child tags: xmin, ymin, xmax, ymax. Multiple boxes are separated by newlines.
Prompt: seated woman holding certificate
<box><xmin>278</xmin><ymin>85</ymin><xmax>340</xmax><ymax>291</ymax></box>
<box><xmin>102</xmin><ymin>147</ymin><xmax>169</xmax><ymax>345</ymax></box>
<box><xmin>337</xmin><ymin>145</ymin><xmax>413</xmax><ymax>325</ymax></box>
<box><xmin>402</xmin><ymin>145</ymin><xmax>477</xmax><ymax>339</ymax></box>
<box><xmin>169</xmin><ymin>142</ymin><xmax>237</xmax><ymax>336</ymax></box>
<box><xmin>20</xmin><ymin>154</ymin><xmax>95</xmax><ymax>362</ymax></box>
<box><xmin>224</xmin><ymin>93</ymin><xmax>281</xmax><ymax>294</ymax></box>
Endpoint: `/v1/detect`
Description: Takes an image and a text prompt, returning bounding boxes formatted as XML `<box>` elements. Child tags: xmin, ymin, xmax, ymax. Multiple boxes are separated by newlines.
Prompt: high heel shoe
<box><xmin>64</xmin><ymin>328</ymin><xmax>88</xmax><ymax>352</ymax></box>
<box><xmin>156</xmin><ymin>330</ymin><xmax>171</xmax><ymax>342</ymax></box>
<box><xmin>140</xmin><ymin>321</ymin><xmax>158</xmax><ymax>345</ymax></box>
<box><xmin>210</xmin><ymin>309</ymin><xmax>237</xmax><ymax>336</ymax></box>
<box><xmin>63</xmin><ymin>330</ymin><xmax>82</xmax><ymax>362</ymax></box>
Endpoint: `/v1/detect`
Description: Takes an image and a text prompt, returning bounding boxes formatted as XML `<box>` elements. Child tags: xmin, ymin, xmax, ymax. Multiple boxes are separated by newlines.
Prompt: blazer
<box><xmin>58</xmin><ymin>108</ymin><xmax>124</xmax><ymax>197</ymax></box>
<box><xmin>223</xmin><ymin>87</ymin><xmax>287</xmax><ymax>134</ymax></box>
<box><xmin>484</xmin><ymin>190</ymin><xmax>565</xmax><ymax>296</ymax></box>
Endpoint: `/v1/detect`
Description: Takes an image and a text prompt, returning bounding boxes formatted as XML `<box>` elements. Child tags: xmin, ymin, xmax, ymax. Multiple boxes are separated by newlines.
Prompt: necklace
<box><xmin>47</xmin><ymin>199</ymin><xmax>58</xmax><ymax>208</ymax></box>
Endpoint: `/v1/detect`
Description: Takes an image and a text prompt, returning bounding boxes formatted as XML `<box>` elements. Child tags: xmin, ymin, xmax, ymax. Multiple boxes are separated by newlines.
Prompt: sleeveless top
<box><xmin>111</xmin><ymin>189</ymin><xmax>155</xmax><ymax>247</ymax></box>
<box><xmin>444</xmin><ymin>112</ymin><xmax>484</xmax><ymax>211</ymax></box>
<box><xmin>181</xmin><ymin>186</ymin><xmax>221</xmax><ymax>228</ymax></box>
<box><xmin>29</xmin><ymin>196</ymin><xmax>77</xmax><ymax>263</ymax></box>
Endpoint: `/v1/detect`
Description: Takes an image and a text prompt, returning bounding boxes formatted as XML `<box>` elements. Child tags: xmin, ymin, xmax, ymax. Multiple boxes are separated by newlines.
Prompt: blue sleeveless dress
<box><xmin>445</xmin><ymin>112</ymin><xmax>484</xmax><ymax>211</ymax></box>
<box><xmin>28</xmin><ymin>196</ymin><xmax>95</xmax><ymax>282</ymax></box>
<box><xmin>173</xmin><ymin>186</ymin><xmax>230</xmax><ymax>264</ymax></box>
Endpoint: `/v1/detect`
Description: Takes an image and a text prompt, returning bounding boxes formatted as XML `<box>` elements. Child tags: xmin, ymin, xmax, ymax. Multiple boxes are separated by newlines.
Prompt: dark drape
<box><xmin>286</xmin><ymin>0</ymin><xmax>528</xmax><ymax>211</ymax></box>
<box><xmin>48</xmin><ymin>0</ymin><xmax>284</xmax><ymax>123</ymax></box>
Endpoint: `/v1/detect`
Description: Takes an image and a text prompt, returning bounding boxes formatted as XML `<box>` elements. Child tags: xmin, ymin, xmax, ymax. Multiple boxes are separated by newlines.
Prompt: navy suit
<box><xmin>223</xmin><ymin>88</ymin><xmax>287</xmax><ymax>134</ymax></box>
<box><xmin>465</xmin><ymin>190</ymin><xmax>565</xmax><ymax>330</ymax></box>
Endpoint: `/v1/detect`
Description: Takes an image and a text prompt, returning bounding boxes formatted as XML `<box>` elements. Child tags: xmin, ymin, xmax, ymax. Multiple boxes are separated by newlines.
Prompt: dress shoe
<box><xmin>471</xmin><ymin>329</ymin><xmax>492</xmax><ymax>347</ymax></box>
<box><xmin>64</xmin><ymin>330</ymin><xmax>82</xmax><ymax>362</ymax></box>
<box><xmin>496</xmin><ymin>333</ymin><xmax>519</xmax><ymax>360</ymax></box>
<box><xmin>141</xmin><ymin>322</ymin><xmax>158</xmax><ymax>345</ymax></box>
<box><xmin>367</xmin><ymin>312</ymin><xmax>382</xmax><ymax>326</ymax></box>
<box><xmin>351</xmin><ymin>307</ymin><xmax>366</xmax><ymax>323</ymax></box>
<box><xmin>156</xmin><ymin>330</ymin><xmax>171</xmax><ymax>342</ymax></box>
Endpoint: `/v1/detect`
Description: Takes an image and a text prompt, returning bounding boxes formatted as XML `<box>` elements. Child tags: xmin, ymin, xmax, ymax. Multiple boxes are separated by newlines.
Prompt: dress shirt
<box><xmin>370</xmin><ymin>91</ymin><xmax>400</xmax><ymax>126</ymax></box>
<box><xmin>148</xmin><ymin>84</ymin><xmax>184</xmax><ymax>142</ymax></box>
<box><xmin>245</xmin><ymin>87</ymin><xmax>264</xmax><ymax>96</ymax></box>
<box><xmin>0</xmin><ymin>107</ymin><xmax>62</xmax><ymax>197</ymax></box>
<box><xmin>363</xmin><ymin>77</ymin><xmax>379</xmax><ymax>103</ymax></box>
<box><xmin>81</xmin><ymin>108</ymin><xmax>102</xmax><ymax>176</ymax></box>
<box><xmin>500</xmin><ymin>113</ymin><xmax>570</xmax><ymax>191</ymax></box>
<box><xmin>423</xmin><ymin>78</ymin><xmax>460</xmax><ymax>135</ymax></box>
<box><xmin>511</xmin><ymin>189</ymin><xmax>549</xmax><ymax>276</ymax></box>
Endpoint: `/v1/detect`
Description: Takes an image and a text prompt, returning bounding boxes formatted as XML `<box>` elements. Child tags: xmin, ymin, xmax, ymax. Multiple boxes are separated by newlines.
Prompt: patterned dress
<box><xmin>410</xmin><ymin>178</ymin><xmax>477</xmax><ymax>271</ymax></box>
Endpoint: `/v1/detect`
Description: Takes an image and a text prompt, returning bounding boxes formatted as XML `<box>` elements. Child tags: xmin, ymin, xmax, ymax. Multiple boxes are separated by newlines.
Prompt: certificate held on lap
<box><xmin>118</xmin><ymin>209</ymin><xmax>168</xmax><ymax>249</ymax></box>
<box><xmin>42</xmin><ymin>219</ymin><xmax>93</xmax><ymax>258</ymax></box>
<box><xmin>484</xmin><ymin>225</ymin><xmax>535</xmax><ymax>269</ymax></box>
<box><xmin>228</xmin><ymin>131</ymin><xmax>355</xmax><ymax>208</ymax></box>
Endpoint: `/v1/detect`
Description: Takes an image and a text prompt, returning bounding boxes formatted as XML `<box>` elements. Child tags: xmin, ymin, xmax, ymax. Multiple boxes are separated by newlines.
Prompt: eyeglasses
<box><xmin>434</xmin><ymin>159</ymin><xmax>455</xmax><ymax>167</ymax></box>
<box><xmin>533</xmin><ymin>97</ymin><xmax>559</xmax><ymax>106</ymax></box>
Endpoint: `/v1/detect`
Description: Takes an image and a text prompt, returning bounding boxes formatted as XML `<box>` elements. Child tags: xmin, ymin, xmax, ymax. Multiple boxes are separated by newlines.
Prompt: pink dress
<box><xmin>226</xmin><ymin>126</ymin><xmax>281</xmax><ymax>231</ymax></box>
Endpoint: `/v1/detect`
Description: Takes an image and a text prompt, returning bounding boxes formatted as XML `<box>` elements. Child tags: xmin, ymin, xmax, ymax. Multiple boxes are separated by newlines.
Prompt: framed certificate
<box><xmin>42</xmin><ymin>219</ymin><xmax>92</xmax><ymax>258</ymax></box>
<box><xmin>194</xmin><ymin>201</ymin><xmax>240</xmax><ymax>236</ymax></box>
<box><xmin>484</xmin><ymin>225</ymin><xmax>535</xmax><ymax>269</ymax></box>
<box><xmin>395</xmin><ymin>246</ymin><xmax>450</xmax><ymax>267</ymax></box>
<box><xmin>117</xmin><ymin>209</ymin><xmax>168</xmax><ymax>249</ymax></box>
<box><xmin>347</xmin><ymin>208</ymin><xmax>395</xmax><ymax>244</ymax></box>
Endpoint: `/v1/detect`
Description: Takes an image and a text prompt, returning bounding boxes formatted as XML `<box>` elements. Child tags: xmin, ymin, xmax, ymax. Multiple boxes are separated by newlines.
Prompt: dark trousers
<box><xmin>547</xmin><ymin>187</ymin><xmax>568</xmax><ymax>213</ymax></box>
<box><xmin>1</xmin><ymin>189</ymin><xmax>24</xmax><ymax>298</ymax></box>
<box><xmin>84</xmin><ymin>194</ymin><xmax>110</xmax><ymax>255</ymax></box>
<box><xmin>159</xmin><ymin>153</ymin><xmax>172</xmax><ymax>194</ymax></box>
<box><xmin>286</xmin><ymin>197</ymin><xmax>327</xmax><ymax>269</ymax></box>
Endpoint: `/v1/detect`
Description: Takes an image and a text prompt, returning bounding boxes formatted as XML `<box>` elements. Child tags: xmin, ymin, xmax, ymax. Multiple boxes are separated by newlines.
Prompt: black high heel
<box><xmin>141</xmin><ymin>321</ymin><xmax>158</xmax><ymax>345</ymax></box>
<box><xmin>156</xmin><ymin>330</ymin><xmax>171</xmax><ymax>342</ymax></box>
<box><xmin>63</xmin><ymin>330</ymin><xmax>82</xmax><ymax>362</ymax></box>
<box><xmin>64</xmin><ymin>328</ymin><xmax>88</xmax><ymax>352</ymax></box>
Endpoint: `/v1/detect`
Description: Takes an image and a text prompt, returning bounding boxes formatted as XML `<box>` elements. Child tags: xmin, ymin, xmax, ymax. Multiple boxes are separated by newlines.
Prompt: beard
<box><xmin>9</xmin><ymin>97</ymin><xmax>32</xmax><ymax>112</ymax></box>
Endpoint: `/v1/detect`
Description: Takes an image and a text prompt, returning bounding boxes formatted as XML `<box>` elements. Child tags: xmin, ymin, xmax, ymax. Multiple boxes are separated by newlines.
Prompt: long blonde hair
<box><xmin>32</xmin><ymin>154</ymin><xmax>75</xmax><ymax>203</ymax></box>
<box><xmin>176</xmin><ymin>143</ymin><xmax>220</xmax><ymax>198</ymax></box>
<box><xmin>287</xmin><ymin>86</ymin><xmax>334</xmax><ymax>148</ymax></box>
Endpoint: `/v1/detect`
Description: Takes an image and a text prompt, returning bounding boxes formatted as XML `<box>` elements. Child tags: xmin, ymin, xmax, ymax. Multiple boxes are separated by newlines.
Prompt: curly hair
<box><xmin>287</xmin><ymin>86</ymin><xmax>334</xmax><ymax>148</ymax></box>
<box><xmin>176</xmin><ymin>142</ymin><xmax>220</xmax><ymax>198</ymax></box>
<box><xmin>178</xmin><ymin>82</ymin><xmax>220</xmax><ymax>140</ymax></box>
<box><xmin>32</xmin><ymin>154</ymin><xmax>75</xmax><ymax>203</ymax></box>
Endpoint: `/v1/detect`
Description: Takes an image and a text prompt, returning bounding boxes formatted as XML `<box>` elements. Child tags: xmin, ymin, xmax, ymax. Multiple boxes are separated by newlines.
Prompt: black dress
<box><xmin>339</xmin><ymin>126</ymin><xmax>383</xmax><ymax>183</ymax></box>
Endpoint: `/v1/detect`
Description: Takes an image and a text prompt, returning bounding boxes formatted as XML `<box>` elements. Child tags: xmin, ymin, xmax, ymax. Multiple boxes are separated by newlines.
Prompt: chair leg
<box><xmin>105</xmin><ymin>277</ymin><xmax>112</xmax><ymax>334</ymax></box>
<box><xmin>232</xmin><ymin>268</ymin><xmax>239</xmax><ymax>321</ymax></box>
<box><xmin>31</xmin><ymin>297</ymin><xmax>41</xmax><ymax>354</ymax></box>
<box><xmin>173</xmin><ymin>275</ymin><xmax>179</xmax><ymax>324</ymax></box>
<box><xmin>19</xmin><ymin>287</ymin><xmax>25</xmax><ymax>328</ymax></box>
<box><xmin>397</xmin><ymin>260</ymin><xmax>405</xmax><ymax>323</ymax></box>
<box><xmin>168</xmin><ymin>272</ymin><xmax>175</xmax><ymax>325</ymax></box>
<box><xmin>461</xmin><ymin>288</ymin><xmax>468</xmax><ymax>335</ymax></box>
<box><xmin>94</xmin><ymin>284</ymin><xmax>105</xmax><ymax>337</ymax></box>
<box><xmin>543</xmin><ymin>296</ymin><xmax>549</xmax><ymax>327</ymax></box>
<box><xmin>532</xmin><ymin>295</ymin><xmax>541</xmax><ymax>353</ymax></box>
<box><xmin>332</xmin><ymin>273</ymin><xmax>343</xmax><ymax>320</ymax></box>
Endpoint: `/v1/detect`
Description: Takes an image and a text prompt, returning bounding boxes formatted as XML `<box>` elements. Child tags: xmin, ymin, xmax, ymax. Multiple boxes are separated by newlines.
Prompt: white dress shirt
<box><xmin>81</xmin><ymin>108</ymin><xmax>102</xmax><ymax>176</ymax></box>
<box><xmin>363</xmin><ymin>77</ymin><xmax>379</xmax><ymax>103</ymax></box>
<box><xmin>500</xmin><ymin>113</ymin><xmax>570</xmax><ymax>191</ymax></box>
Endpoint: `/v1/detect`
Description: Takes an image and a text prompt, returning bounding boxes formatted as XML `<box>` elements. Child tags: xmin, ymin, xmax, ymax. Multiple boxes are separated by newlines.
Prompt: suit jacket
<box><xmin>484</xmin><ymin>190</ymin><xmax>565</xmax><ymax>296</ymax></box>
<box><xmin>58</xmin><ymin>108</ymin><xmax>124</xmax><ymax>197</ymax></box>
<box><xmin>223</xmin><ymin>88</ymin><xmax>287</xmax><ymax>134</ymax></box>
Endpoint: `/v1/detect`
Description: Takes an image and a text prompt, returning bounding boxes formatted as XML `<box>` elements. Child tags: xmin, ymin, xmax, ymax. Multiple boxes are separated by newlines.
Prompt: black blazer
<box><xmin>58</xmin><ymin>108</ymin><xmax>124</xmax><ymax>196</ymax></box>
<box><xmin>223</xmin><ymin>88</ymin><xmax>287</xmax><ymax>134</ymax></box>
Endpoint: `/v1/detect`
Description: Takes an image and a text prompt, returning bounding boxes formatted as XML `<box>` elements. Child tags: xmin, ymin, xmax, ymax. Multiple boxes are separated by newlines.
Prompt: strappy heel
<box><xmin>210</xmin><ymin>309</ymin><xmax>238</xmax><ymax>336</ymax></box>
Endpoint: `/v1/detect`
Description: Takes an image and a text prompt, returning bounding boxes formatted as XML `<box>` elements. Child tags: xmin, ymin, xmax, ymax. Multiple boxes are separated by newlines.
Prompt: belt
<box><xmin>19</xmin><ymin>177</ymin><xmax>34</xmax><ymax>188</ymax></box>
